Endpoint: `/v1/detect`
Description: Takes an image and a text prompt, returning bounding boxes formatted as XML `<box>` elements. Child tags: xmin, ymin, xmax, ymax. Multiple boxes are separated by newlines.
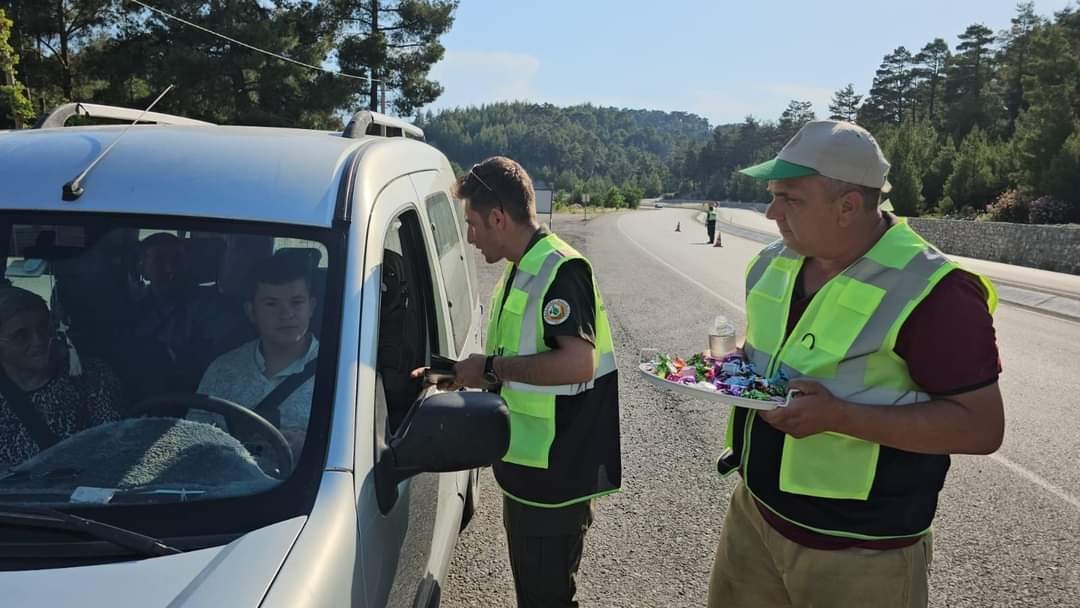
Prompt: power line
<box><xmin>128</xmin><ymin>0</ymin><xmax>382</xmax><ymax>84</ymax></box>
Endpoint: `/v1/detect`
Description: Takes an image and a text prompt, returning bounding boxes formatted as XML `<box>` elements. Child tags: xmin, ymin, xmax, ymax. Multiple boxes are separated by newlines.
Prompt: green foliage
<box><xmin>922</xmin><ymin>137</ymin><xmax>956</xmax><ymax>208</ymax></box>
<box><xmin>912</xmin><ymin>39</ymin><xmax>950</xmax><ymax>125</ymax></box>
<box><xmin>828</xmin><ymin>83</ymin><xmax>862</xmax><ymax>122</ymax></box>
<box><xmin>864</xmin><ymin>47</ymin><xmax>916</xmax><ymax>126</ymax></box>
<box><xmin>943</xmin><ymin>24</ymin><xmax>999</xmax><ymax>139</ymax></box>
<box><xmin>882</xmin><ymin>121</ymin><xmax>938</xmax><ymax>215</ymax></box>
<box><xmin>603</xmin><ymin>185</ymin><xmax>625</xmax><ymax>209</ymax></box>
<box><xmin>1</xmin><ymin>0</ymin><xmax>456</xmax><ymax>126</ymax></box>
<box><xmin>422</xmin><ymin>102</ymin><xmax>705</xmax><ymax>201</ymax></box>
<box><xmin>335</xmin><ymin>0</ymin><xmax>457</xmax><ymax>115</ymax></box>
<box><xmin>621</xmin><ymin>184</ymin><xmax>644</xmax><ymax>209</ymax></box>
<box><xmin>777</xmin><ymin>99</ymin><xmax>815</xmax><ymax>140</ymax></box>
<box><xmin>943</xmin><ymin>127</ymin><xmax>1007</xmax><ymax>209</ymax></box>
<box><xmin>1041</xmin><ymin>125</ymin><xmax>1080</xmax><ymax>212</ymax></box>
<box><xmin>0</xmin><ymin>8</ymin><xmax>31</xmax><ymax>127</ymax></box>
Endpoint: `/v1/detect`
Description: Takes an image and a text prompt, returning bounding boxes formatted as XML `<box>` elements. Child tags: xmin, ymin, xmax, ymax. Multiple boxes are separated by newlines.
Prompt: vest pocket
<box><xmin>497</xmin><ymin>288</ymin><xmax>530</xmax><ymax>351</ymax></box>
<box><xmin>500</xmin><ymin>387</ymin><xmax>556</xmax><ymax>470</ymax></box>
<box><xmin>779</xmin><ymin>431</ymin><xmax>879</xmax><ymax>500</ymax></box>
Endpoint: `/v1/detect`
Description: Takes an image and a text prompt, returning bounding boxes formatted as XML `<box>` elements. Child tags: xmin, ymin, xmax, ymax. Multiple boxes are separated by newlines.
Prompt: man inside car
<box><xmin>133</xmin><ymin>232</ymin><xmax>241</xmax><ymax>390</ymax></box>
<box><xmin>196</xmin><ymin>252</ymin><xmax>319</xmax><ymax>458</ymax></box>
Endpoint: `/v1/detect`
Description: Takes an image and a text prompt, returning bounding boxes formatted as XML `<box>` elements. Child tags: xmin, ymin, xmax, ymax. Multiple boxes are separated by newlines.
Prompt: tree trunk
<box><xmin>368</xmin><ymin>0</ymin><xmax>379</xmax><ymax>111</ymax></box>
<box><xmin>928</xmin><ymin>75</ymin><xmax>937</xmax><ymax>122</ymax></box>
<box><xmin>3</xmin><ymin>66</ymin><xmax>22</xmax><ymax>128</ymax></box>
<box><xmin>56</xmin><ymin>0</ymin><xmax>71</xmax><ymax>100</ymax></box>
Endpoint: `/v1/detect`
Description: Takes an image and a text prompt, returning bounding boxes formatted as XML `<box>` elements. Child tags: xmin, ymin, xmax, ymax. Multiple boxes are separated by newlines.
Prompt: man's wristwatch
<box><xmin>483</xmin><ymin>355</ymin><xmax>499</xmax><ymax>385</ymax></box>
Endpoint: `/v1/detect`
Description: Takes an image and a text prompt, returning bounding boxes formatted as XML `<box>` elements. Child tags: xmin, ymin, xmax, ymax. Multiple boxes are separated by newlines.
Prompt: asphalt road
<box><xmin>443</xmin><ymin>208</ymin><xmax>1080</xmax><ymax>608</ymax></box>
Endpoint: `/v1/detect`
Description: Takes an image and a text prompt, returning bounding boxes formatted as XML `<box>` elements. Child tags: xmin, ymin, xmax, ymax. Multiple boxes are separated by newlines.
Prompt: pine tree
<box><xmin>998</xmin><ymin>2</ymin><xmax>1043</xmax><ymax>134</ymax></box>
<box><xmin>944</xmin><ymin>24</ymin><xmax>997</xmax><ymax>138</ymax></box>
<box><xmin>912</xmin><ymin>39</ymin><xmax>950</xmax><ymax>125</ymax></box>
<box><xmin>334</xmin><ymin>0</ymin><xmax>457</xmax><ymax>116</ymax></box>
<box><xmin>828</xmin><ymin>83</ymin><xmax>862</xmax><ymax>122</ymax></box>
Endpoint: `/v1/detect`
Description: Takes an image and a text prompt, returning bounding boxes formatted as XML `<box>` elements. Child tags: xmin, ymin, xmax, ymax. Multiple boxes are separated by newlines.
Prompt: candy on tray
<box><xmin>646</xmin><ymin>350</ymin><xmax>788</xmax><ymax>402</ymax></box>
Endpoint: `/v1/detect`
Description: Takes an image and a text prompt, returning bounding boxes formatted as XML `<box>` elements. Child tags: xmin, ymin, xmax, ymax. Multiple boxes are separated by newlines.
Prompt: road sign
<box><xmin>535</xmin><ymin>189</ymin><xmax>554</xmax><ymax>214</ymax></box>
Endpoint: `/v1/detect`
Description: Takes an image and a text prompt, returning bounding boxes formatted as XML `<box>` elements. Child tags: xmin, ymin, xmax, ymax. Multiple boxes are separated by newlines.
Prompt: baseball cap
<box><xmin>739</xmin><ymin>120</ymin><xmax>892</xmax><ymax>193</ymax></box>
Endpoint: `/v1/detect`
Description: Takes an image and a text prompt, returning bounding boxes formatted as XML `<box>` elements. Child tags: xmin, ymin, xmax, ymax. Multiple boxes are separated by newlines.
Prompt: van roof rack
<box><xmin>34</xmin><ymin>102</ymin><xmax>215</xmax><ymax>129</ymax></box>
<box><xmin>342</xmin><ymin>110</ymin><xmax>424</xmax><ymax>141</ymax></box>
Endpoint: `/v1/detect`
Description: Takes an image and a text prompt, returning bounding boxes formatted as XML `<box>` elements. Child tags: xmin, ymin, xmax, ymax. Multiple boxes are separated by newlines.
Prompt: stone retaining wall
<box><xmin>705</xmin><ymin>200</ymin><xmax>1080</xmax><ymax>275</ymax></box>
<box><xmin>907</xmin><ymin>217</ymin><xmax>1080</xmax><ymax>275</ymax></box>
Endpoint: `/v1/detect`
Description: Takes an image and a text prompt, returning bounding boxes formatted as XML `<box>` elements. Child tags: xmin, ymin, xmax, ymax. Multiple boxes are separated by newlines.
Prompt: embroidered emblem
<box><xmin>543</xmin><ymin>298</ymin><xmax>571</xmax><ymax>325</ymax></box>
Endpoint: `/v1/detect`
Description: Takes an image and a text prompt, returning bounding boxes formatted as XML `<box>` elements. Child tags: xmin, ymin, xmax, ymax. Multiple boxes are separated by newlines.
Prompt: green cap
<box><xmin>738</xmin><ymin>158</ymin><xmax>819</xmax><ymax>181</ymax></box>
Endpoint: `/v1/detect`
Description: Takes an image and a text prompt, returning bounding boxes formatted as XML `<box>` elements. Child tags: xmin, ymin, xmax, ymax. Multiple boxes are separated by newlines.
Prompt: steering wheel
<box><xmin>130</xmin><ymin>393</ymin><xmax>294</xmax><ymax>479</ymax></box>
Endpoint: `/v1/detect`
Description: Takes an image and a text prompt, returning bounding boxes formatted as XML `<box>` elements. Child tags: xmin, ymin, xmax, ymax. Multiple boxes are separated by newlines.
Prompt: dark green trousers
<box><xmin>503</xmin><ymin>496</ymin><xmax>593</xmax><ymax>608</ymax></box>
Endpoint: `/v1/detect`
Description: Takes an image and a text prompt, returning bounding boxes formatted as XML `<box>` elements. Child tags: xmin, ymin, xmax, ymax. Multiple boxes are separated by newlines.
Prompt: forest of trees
<box><xmin>669</xmin><ymin>2</ymin><xmax>1080</xmax><ymax>224</ymax></box>
<box><xmin>417</xmin><ymin>102</ymin><xmax>710</xmax><ymax>206</ymax></box>
<box><xmin>0</xmin><ymin>0</ymin><xmax>456</xmax><ymax>128</ymax></box>
<box><xmin>3</xmin><ymin>2</ymin><xmax>1078</xmax><ymax>222</ymax></box>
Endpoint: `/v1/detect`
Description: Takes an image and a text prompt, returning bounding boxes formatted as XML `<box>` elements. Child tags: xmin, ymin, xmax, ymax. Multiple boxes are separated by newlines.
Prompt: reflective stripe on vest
<box><xmin>486</xmin><ymin>233</ymin><xmax>617</xmax><ymax>469</ymax></box>
<box><xmin>735</xmin><ymin>220</ymin><xmax>997</xmax><ymax>528</ymax></box>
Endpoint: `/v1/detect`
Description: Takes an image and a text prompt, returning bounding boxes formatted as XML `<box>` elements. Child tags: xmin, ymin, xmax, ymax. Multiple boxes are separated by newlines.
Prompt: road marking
<box><xmin>615</xmin><ymin>213</ymin><xmax>746</xmax><ymax>314</ymax></box>
<box><xmin>990</xmin><ymin>453</ymin><xmax>1080</xmax><ymax>511</ymax></box>
<box><xmin>615</xmin><ymin>211</ymin><xmax>1080</xmax><ymax>514</ymax></box>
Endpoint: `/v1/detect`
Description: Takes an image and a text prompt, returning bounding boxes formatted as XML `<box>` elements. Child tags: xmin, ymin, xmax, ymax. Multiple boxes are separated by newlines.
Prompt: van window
<box><xmin>375</xmin><ymin>210</ymin><xmax>434</xmax><ymax>435</ymax></box>
<box><xmin>425</xmin><ymin>192</ymin><xmax>471</xmax><ymax>352</ymax></box>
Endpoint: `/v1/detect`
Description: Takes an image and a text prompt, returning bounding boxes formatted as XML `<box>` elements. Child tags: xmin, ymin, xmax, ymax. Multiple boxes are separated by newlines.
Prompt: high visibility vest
<box><xmin>728</xmin><ymin>218</ymin><xmax>997</xmax><ymax>539</ymax></box>
<box><xmin>706</xmin><ymin>208</ymin><xmax>717</xmax><ymax>222</ymax></box>
<box><xmin>486</xmin><ymin>233</ymin><xmax>619</xmax><ymax>506</ymax></box>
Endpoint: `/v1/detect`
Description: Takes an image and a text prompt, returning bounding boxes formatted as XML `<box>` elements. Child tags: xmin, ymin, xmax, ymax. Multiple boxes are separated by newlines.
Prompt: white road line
<box><xmin>990</xmin><ymin>453</ymin><xmax>1080</xmax><ymax>511</ymax></box>
<box><xmin>616</xmin><ymin>211</ymin><xmax>1080</xmax><ymax>514</ymax></box>
<box><xmin>615</xmin><ymin>213</ymin><xmax>746</xmax><ymax>314</ymax></box>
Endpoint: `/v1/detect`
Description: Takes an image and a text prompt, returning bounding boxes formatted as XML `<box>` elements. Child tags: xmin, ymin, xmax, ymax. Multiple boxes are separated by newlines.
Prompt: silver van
<box><xmin>0</xmin><ymin>105</ymin><xmax>509</xmax><ymax>607</ymax></box>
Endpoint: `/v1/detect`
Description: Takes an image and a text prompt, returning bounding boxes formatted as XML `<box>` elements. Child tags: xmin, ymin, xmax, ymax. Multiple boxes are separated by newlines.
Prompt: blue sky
<box><xmin>426</xmin><ymin>0</ymin><xmax>1076</xmax><ymax>126</ymax></box>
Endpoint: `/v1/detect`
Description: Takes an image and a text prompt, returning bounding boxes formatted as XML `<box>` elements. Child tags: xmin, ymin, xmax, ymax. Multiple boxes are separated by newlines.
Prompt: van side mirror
<box><xmin>375</xmin><ymin>391</ymin><xmax>509</xmax><ymax>514</ymax></box>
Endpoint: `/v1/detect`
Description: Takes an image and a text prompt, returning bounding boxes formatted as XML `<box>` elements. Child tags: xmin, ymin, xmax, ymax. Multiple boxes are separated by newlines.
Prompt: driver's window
<box><xmin>376</xmin><ymin>210</ymin><xmax>435</xmax><ymax>436</ymax></box>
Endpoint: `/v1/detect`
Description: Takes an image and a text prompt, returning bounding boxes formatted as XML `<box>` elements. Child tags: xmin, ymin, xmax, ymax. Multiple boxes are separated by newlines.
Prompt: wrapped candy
<box><xmin>648</xmin><ymin>349</ymin><xmax>789</xmax><ymax>403</ymax></box>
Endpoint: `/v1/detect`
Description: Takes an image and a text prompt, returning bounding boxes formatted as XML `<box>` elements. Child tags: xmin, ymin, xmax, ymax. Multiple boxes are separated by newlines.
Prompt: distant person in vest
<box><xmin>705</xmin><ymin>202</ymin><xmax>718</xmax><ymax>245</ymax></box>
<box><xmin>708</xmin><ymin>120</ymin><xmax>1004</xmax><ymax>608</ymax></box>
<box><xmin>197</xmin><ymin>252</ymin><xmax>319</xmax><ymax>459</ymax></box>
<box><xmin>448</xmin><ymin>156</ymin><xmax>621</xmax><ymax>608</ymax></box>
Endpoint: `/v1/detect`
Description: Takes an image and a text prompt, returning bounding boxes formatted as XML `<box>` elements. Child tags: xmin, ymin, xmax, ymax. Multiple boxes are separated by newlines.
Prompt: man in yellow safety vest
<box><xmin>708</xmin><ymin>120</ymin><xmax>1005</xmax><ymax>608</ymax></box>
<box><xmin>447</xmin><ymin>156</ymin><xmax>621</xmax><ymax>608</ymax></box>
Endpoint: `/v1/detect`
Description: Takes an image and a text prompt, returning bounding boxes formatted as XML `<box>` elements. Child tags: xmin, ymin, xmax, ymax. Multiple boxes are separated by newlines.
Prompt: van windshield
<box><xmin>0</xmin><ymin>215</ymin><xmax>337</xmax><ymax>512</ymax></box>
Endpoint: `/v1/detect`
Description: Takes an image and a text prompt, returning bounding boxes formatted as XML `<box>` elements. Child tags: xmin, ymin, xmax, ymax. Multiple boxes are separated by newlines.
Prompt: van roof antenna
<box><xmin>62</xmin><ymin>84</ymin><xmax>177</xmax><ymax>202</ymax></box>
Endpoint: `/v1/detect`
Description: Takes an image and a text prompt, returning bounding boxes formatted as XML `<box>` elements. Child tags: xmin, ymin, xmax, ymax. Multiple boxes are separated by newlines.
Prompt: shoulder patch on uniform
<box><xmin>543</xmin><ymin>298</ymin><xmax>571</xmax><ymax>325</ymax></box>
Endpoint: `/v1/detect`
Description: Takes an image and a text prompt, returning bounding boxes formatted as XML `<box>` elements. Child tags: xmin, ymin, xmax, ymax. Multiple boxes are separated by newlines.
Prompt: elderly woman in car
<box><xmin>0</xmin><ymin>286</ymin><xmax>122</xmax><ymax>467</ymax></box>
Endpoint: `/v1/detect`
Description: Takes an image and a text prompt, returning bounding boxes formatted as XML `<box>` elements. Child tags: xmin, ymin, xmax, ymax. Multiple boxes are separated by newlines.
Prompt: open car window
<box><xmin>0</xmin><ymin>217</ymin><xmax>336</xmax><ymax>512</ymax></box>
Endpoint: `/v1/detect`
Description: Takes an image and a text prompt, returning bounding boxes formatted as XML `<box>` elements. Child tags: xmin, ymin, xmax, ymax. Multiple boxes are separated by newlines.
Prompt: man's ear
<box><xmin>244</xmin><ymin>301</ymin><xmax>254</xmax><ymax>324</ymax></box>
<box><xmin>489</xmin><ymin>206</ymin><xmax>507</xmax><ymax>230</ymax></box>
<box><xmin>836</xmin><ymin>191</ymin><xmax>862</xmax><ymax>227</ymax></box>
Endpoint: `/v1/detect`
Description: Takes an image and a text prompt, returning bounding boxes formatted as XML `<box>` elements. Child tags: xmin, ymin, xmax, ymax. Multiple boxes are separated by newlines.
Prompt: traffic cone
<box><xmin>713</xmin><ymin>231</ymin><xmax>723</xmax><ymax>247</ymax></box>
<box><xmin>675</xmin><ymin>221</ymin><xmax>681</xmax><ymax>232</ymax></box>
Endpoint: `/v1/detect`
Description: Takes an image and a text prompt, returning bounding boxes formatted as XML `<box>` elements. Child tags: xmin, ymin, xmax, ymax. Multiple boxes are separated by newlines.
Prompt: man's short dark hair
<box><xmin>452</xmin><ymin>156</ymin><xmax>536</xmax><ymax>224</ymax></box>
<box><xmin>247</xmin><ymin>251</ymin><xmax>314</xmax><ymax>301</ymax></box>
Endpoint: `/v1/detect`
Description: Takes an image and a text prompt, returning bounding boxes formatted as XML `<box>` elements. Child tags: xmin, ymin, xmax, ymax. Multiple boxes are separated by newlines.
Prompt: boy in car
<box><xmin>197</xmin><ymin>252</ymin><xmax>319</xmax><ymax>457</ymax></box>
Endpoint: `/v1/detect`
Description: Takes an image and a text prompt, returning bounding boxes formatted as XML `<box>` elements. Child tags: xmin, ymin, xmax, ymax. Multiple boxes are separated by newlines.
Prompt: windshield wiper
<box><xmin>0</xmin><ymin>507</ymin><xmax>181</xmax><ymax>557</ymax></box>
